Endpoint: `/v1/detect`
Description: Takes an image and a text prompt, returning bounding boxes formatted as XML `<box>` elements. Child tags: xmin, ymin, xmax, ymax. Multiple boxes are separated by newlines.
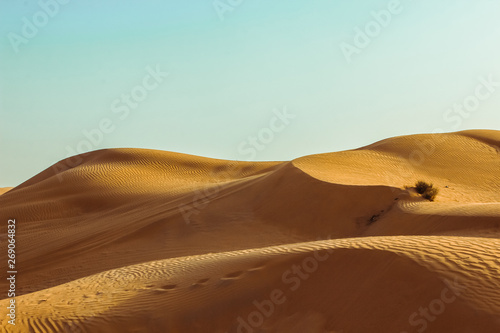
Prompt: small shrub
<box><xmin>415</xmin><ymin>180</ymin><xmax>432</xmax><ymax>194</ymax></box>
<box><xmin>412</xmin><ymin>180</ymin><xmax>439</xmax><ymax>201</ymax></box>
<box><xmin>422</xmin><ymin>187</ymin><xmax>439</xmax><ymax>201</ymax></box>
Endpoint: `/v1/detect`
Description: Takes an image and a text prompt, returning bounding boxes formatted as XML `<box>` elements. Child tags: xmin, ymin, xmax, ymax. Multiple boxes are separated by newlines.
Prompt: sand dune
<box><xmin>1</xmin><ymin>130</ymin><xmax>499</xmax><ymax>332</ymax></box>
<box><xmin>0</xmin><ymin>188</ymin><xmax>12</xmax><ymax>196</ymax></box>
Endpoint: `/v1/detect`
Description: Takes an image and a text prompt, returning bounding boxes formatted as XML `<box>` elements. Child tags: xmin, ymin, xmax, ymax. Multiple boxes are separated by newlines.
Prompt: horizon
<box><xmin>1</xmin><ymin>128</ymin><xmax>498</xmax><ymax>189</ymax></box>
<box><xmin>2</xmin><ymin>0</ymin><xmax>500</xmax><ymax>187</ymax></box>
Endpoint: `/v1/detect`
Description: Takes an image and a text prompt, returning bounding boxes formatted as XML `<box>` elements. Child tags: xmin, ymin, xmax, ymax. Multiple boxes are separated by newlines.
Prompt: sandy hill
<box><xmin>0</xmin><ymin>130</ymin><xmax>499</xmax><ymax>332</ymax></box>
<box><xmin>0</xmin><ymin>188</ymin><xmax>12</xmax><ymax>195</ymax></box>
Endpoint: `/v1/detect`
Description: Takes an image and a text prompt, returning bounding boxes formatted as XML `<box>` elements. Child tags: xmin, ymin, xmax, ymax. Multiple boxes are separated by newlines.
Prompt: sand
<box><xmin>0</xmin><ymin>188</ymin><xmax>12</xmax><ymax>196</ymax></box>
<box><xmin>0</xmin><ymin>130</ymin><xmax>499</xmax><ymax>332</ymax></box>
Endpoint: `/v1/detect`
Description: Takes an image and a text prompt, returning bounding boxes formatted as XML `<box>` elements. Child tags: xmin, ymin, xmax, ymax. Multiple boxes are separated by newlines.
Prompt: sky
<box><xmin>1</xmin><ymin>0</ymin><xmax>500</xmax><ymax>187</ymax></box>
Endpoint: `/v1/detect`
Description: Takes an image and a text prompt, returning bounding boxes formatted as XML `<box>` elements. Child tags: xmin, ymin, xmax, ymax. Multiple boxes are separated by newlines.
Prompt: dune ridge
<box><xmin>1</xmin><ymin>130</ymin><xmax>499</xmax><ymax>332</ymax></box>
<box><xmin>0</xmin><ymin>188</ymin><xmax>12</xmax><ymax>196</ymax></box>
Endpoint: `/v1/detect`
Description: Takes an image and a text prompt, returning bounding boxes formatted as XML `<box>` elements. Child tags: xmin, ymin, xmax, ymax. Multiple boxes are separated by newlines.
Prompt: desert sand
<box><xmin>1</xmin><ymin>130</ymin><xmax>499</xmax><ymax>332</ymax></box>
<box><xmin>0</xmin><ymin>188</ymin><xmax>12</xmax><ymax>196</ymax></box>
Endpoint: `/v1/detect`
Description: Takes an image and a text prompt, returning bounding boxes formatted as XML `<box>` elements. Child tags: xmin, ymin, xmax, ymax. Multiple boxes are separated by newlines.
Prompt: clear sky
<box><xmin>1</xmin><ymin>0</ymin><xmax>499</xmax><ymax>187</ymax></box>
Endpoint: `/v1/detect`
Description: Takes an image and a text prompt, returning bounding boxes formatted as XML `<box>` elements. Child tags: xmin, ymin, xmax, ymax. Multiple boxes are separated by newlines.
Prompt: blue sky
<box><xmin>1</xmin><ymin>0</ymin><xmax>499</xmax><ymax>186</ymax></box>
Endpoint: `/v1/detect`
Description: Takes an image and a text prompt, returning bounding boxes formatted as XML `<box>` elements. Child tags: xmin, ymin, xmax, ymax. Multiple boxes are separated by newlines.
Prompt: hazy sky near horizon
<box><xmin>1</xmin><ymin>0</ymin><xmax>500</xmax><ymax>186</ymax></box>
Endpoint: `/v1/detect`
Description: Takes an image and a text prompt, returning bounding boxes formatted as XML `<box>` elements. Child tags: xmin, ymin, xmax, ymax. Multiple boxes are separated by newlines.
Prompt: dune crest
<box><xmin>0</xmin><ymin>188</ymin><xmax>12</xmax><ymax>195</ymax></box>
